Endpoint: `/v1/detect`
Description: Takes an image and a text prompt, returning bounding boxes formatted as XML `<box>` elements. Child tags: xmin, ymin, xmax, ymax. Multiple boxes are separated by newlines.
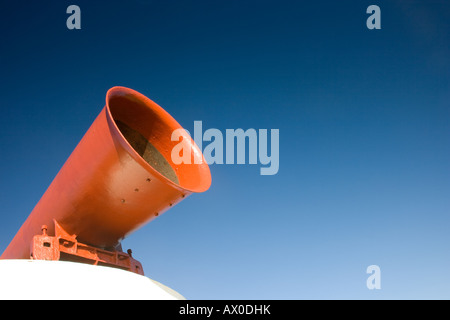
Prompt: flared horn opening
<box><xmin>105</xmin><ymin>86</ymin><xmax>211</xmax><ymax>193</ymax></box>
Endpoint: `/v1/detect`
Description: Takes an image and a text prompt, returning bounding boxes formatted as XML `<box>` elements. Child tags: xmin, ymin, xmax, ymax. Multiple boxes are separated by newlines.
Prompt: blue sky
<box><xmin>1</xmin><ymin>1</ymin><xmax>449</xmax><ymax>299</ymax></box>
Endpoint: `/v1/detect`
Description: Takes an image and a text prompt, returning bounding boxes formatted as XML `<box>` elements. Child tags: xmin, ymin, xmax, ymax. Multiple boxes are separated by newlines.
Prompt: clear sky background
<box><xmin>0</xmin><ymin>0</ymin><xmax>449</xmax><ymax>299</ymax></box>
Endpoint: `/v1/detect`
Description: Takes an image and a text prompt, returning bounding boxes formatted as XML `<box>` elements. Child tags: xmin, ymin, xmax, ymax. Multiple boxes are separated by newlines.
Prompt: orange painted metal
<box><xmin>31</xmin><ymin>221</ymin><xmax>144</xmax><ymax>275</ymax></box>
<box><xmin>1</xmin><ymin>86</ymin><xmax>211</xmax><ymax>268</ymax></box>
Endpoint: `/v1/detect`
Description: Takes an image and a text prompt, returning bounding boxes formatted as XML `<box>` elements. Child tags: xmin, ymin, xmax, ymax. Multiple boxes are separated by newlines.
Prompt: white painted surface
<box><xmin>0</xmin><ymin>259</ymin><xmax>185</xmax><ymax>300</ymax></box>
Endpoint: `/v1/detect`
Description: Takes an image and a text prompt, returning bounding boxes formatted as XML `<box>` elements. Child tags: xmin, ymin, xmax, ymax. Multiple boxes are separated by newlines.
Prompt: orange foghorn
<box><xmin>1</xmin><ymin>87</ymin><xmax>211</xmax><ymax>274</ymax></box>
